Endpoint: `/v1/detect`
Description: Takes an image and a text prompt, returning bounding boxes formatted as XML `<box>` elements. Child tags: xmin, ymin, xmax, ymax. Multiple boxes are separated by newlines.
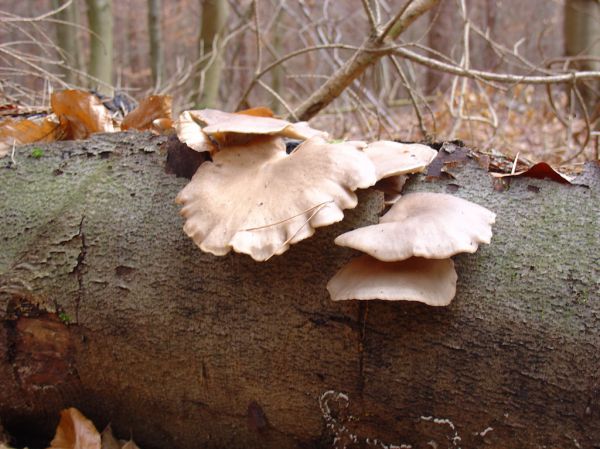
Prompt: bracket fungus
<box><xmin>174</xmin><ymin>107</ymin><xmax>494</xmax><ymax>306</ymax></box>
<box><xmin>176</xmin><ymin>108</ymin><xmax>328</xmax><ymax>150</ymax></box>
<box><xmin>328</xmin><ymin>192</ymin><xmax>496</xmax><ymax>305</ymax></box>
<box><xmin>175</xmin><ymin>110</ymin><xmax>218</xmax><ymax>154</ymax></box>
<box><xmin>175</xmin><ymin>133</ymin><xmax>376</xmax><ymax>261</ymax></box>
<box><xmin>335</xmin><ymin>192</ymin><xmax>496</xmax><ymax>261</ymax></box>
<box><xmin>362</xmin><ymin>140</ymin><xmax>438</xmax><ymax>180</ymax></box>
<box><xmin>327</xmin><ymin>256</ymin><xmax>457</xmax><ymax>306</ymax></box>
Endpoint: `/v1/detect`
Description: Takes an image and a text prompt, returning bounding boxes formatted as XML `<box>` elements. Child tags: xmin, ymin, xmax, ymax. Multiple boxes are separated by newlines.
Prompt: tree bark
<box><xmin>0</xmin><ymin>133</ymin><xmax>599</xmax><ymax>449</ymax></box>
<box><xmin>86</xmin><ymin>0</ymin><xmax>114</xmax><ymax>95</ymax></box>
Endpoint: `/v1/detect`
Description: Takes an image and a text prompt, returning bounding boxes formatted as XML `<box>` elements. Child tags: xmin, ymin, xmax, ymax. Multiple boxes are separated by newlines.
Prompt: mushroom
<box><xmin>176</xmin><ymin>136</ymin><xmax>377</xmax><ymax>261</ymax></box>
<box><xmin>175</xmin><ymin>110</ymin><xmax>218</xmax><ymax>153</ymax></box>
<box><xmin>327</xmin><ymin>255</ymin><xmax>457</xmax><ymax>306</ymax></box>
<box><xmin>334</xmin><ymin>192</ymin><xmax>496</xmax><ymax>261</ymax></box>
<box><xmin>362</xmin><ymin>141</ymin><xmax>437</xmax><ymax>180</ymax></box>
<box><xmin>176</xmin><ymin>108</ymin><xmax>328</xmax><ymax>149</ymax></box>
<box><xmin>328</xmin><ymin>192</ymin><xmax>495</xmax><ymax>305</ymax></box>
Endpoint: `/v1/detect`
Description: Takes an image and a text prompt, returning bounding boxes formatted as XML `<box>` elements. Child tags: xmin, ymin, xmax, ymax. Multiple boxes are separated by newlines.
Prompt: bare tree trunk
<box><xmin>0</xmin><ymin>133</ymin><xmax>599</xmax><ymax>449</ymax></box>
<box><xmin>292</xmin><ymin>0</ymin><xmax>440</xmax><ymax>121</ymax></box>
<box><xmin>147</xmin><ymin>0</ymin><xmax>164</xmax><ymax>89</ymax></box>
<box><xmin>51</xmin><ymin>0</ymin><xmax>82</xmax><ymax>85</ymax></box>
<box><xmin>86</xmin><ymin>0</ymin><xmax>114</xmax><ymax>95</ymax></box>
<box><xmin>195</xmin><ymin>0</ymin><xmax>229</xmax><ymax>108</ymax></box>
<box><xmin>564</xmin><ymin>0</ymin><xmax>600</xmax><ymax>112</ymax></box>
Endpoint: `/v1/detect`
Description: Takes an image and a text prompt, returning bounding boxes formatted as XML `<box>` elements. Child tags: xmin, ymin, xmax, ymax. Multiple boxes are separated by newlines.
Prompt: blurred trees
<box><xmin>195</xmin><ymin>0</ymin><xmax>229</xmax><ymax>107</ymax></box>
<box><xmin>148</xmin><ymin>0</ymin><xmax>164</xmax><ymax>87</ymax></box>
<box><xmin>564</xmin><ymin>0</ymin><xmax>600</xmax><ymax>112</ymax></box>
<box><xmin>86</xmin><ymin>0</ymin><xmax>113</xmax><ymax>95</ymax></box>
<box><xmin>0</xmin><ymin>0</ymin><xmax>599</xmax><ymax>162</ymax></box>
<box><xmin>51</xmin><ymin>0</ymin><xmax>82</xmax><ymax>84</ymax></box>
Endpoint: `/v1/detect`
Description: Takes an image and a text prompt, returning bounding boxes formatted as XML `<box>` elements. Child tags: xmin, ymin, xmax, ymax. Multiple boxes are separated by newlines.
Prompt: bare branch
<box><xmin>292</xmin><ymin>0</ymin><xmax>440</xmax><ymax>121</ymax></box>
<box><xmin>393</xmin><ymin>47</ymin><xmax>600</xmax><ymax>85</ymax></box>
<box><xmin>361</xmin><ymin>0</ymin><xmax>379</xmax><ymax>33</ymax></box>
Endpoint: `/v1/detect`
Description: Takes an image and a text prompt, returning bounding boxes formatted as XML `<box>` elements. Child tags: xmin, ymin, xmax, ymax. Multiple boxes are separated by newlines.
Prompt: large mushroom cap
<box><xmin>327</xmin><ymin>255</ymin><xmax>457</xmax><ymax>306</ymax></box>
<box><xmin>176</xmin><ymin>136</ymin><xmax>377</xmax><ymax>261</ymax></box>
<box><xmin>363</xmin><ymin>141</ymin><xmax>437</xmax><ymax>180</ymax></box>
<box><xmin>193</xmin><ymin>108</ymin><xmax>328</xmax><ymax>141</ymax></box>
<box><xmin>335</xmin><ymin>192</ymin><xmax>496</xmax><ymax>261</ymax></box>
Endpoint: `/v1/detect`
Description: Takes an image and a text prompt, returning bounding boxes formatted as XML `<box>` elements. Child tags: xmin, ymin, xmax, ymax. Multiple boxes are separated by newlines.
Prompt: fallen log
<box><xmin>0</xmin><ymin>132</ymin><xmax>598</xmax><ymax>449</ymax></box>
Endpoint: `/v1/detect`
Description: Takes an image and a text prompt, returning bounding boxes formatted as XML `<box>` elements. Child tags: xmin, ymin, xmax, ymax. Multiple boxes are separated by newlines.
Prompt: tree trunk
<box><xmin>51</xmin><ymin>0</ymin><xmax>82</xmax><ymax>85</ymax></box>
<box><xmin>564</xmin><ymin>0</ymin><xmax>600</xmax><ymax>113</ymax></box>
<box><xmin>195</xmin><ymin>0</ymin><xmax>229</xmax><ymax>108</ymax></box>
<box><xmin>0</xmin><ymin>133</ymin><xmax>599</xmax><ymax>449</ymax></box>
<box><xmin>147</xmin><ymin>0</ymin><xmax>164</xmax><ymax>89</ymax></box>
<box><xmin>86</xmin><ymin>0</ymin><xmax>114</xmax><ymax>95</ymax></box>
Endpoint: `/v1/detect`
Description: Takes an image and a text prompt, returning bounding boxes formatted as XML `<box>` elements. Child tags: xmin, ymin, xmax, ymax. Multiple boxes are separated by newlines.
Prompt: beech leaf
<box><xmin>51</xmin><ymin>90</ymin><xmax>115</xmax><ymax>140</ymax></box>
<box><xmin>47</xmin><ymin>408</ymin><xmax>101</xmax><ymax>449</ymax></box>
<box><xmin>121</xmin><ymin>95</ymin><xmax>172</xmax><ymax>131</ymax></box>
<box><xmin>0</xmin><ymin>117</ymin><xmax>59</xmax><ymax>157</ymax></box>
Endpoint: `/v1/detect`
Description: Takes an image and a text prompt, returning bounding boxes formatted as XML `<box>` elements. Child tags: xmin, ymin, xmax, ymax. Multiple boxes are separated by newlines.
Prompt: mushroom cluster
<box><xmin>174</xmin><ymin>108</ymin><xmax>377</xmax><ymax>261</ymax></box>
<box><xmin>174</xmin><ymin>108</ymin><xmax>495</xmax><ymax>306</ymax></box>
<box><xmin>328</xmin><ymin>192</ymin><xmax>496</xmax><ymax>306</ymax></box>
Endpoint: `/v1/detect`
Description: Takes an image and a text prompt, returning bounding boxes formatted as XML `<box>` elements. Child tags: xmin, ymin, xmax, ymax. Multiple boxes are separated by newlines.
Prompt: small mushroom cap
<box><xmin>327</xmin><ymin>255</ymin><xmax>457</xmax><ymax>306</ymax></box>
<box><xmin>176</xmin><ymin>110</ymin><xmax>217</xmax><ymax>153</ymax></box>
<box><xmin>335</xmin><ymin>192</ymin><xmax>496</xmax><ymax>261</ymax></box>
<box><xmin>363</xmin><ymin>141</ymin><xmax>437</xmax><ymax>179</ymax></box>
<box><xmin>176</xmin><ymin>136</ymin><xmax>377</xmax><ymax>261</ymax></box>
<box><xmin>194</xmin><ymin>108</ymin><xmax>329</xmax><ymax>141</ymax></box>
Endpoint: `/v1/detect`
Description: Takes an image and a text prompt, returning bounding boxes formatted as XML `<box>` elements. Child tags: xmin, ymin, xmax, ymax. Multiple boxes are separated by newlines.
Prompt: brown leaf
<box><xmin>425</xmin><ymin>142</ymin><xmax>469</xmax><ymax>178</ymax></box>
<box><xmin>48</xmin><ymin>408</ymin><xmax>101</xmax><ymax>449</ymax></box>
<box><xmin>491</xmin><ymin>162</ymin><xmax>573</xmax><ymax>184</ymax></box>
<box><xmin>235</xmin><ymin>106</ymin><xmax>274</xmax><ymax>118</ymax></box>
<box><xmin>120</xmin><ymin>440</ymin><xmax>140</xmax><ymax>449</ymax></box>
<box><xmin>0</xmin><ymin>117</ymin><xmax>60</xmax><ymax>157</ymax></box>
<box><xmin>121</xmin><ymin>95</ymin><xmax>172</xmax><ymax>131</ymax></box>
<box><xmin>51</xmin><ymin>90</ymin><xmax>115</xmax><ymax>140</ymax></box>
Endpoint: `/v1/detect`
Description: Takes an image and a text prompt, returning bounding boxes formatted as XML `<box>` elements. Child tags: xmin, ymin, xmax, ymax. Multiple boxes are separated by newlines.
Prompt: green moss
<box><xmin>58</xmin><ymin>311</ymin><xmax>72</xmax><ymax>324</ymax></box>
<box><xmin>30</xmin><ymin>148</ymin><xmax>44</xmax><ymax>158</ymax></box>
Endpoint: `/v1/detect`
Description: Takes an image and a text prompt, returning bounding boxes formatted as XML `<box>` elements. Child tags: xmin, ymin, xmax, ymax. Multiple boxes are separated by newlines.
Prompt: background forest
<box><xmin>1</xmin><ymin>0</ymin><xmax>599</xmax><ymax>165</ymax></box>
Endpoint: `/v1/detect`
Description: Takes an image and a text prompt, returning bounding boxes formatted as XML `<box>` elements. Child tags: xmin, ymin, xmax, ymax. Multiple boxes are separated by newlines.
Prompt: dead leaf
<box><xmin>120</xmin><ymin>441</ymin><xmax>140</xmax><ymax>449</ymax></box>
<box><xmin>122</xmin><ymin>95</ymin><xmax>172</xmax><ymax>131</ymax></box>
<box><xmin>51</xmin><ymin>90</ymin><xmax>115</xmax><ymax>140</ymax></box>
<box><xmin>0</xmin><ymin>116</ymin><xmax>59</xmax><ymax>157</ymax></box>
<box><xmin>426</xmin><ymin>142</ymin><xmax>468</xmax><ymax>178</ymax></box>
<box><xmin>235</xmin><ymin>106</ymin><xmax>274</xmax><ymax>118</ymax></box>
<box><xmin>491</xmin><ymin>162</ymin><xmax>573</xmax><ymax>184</ymax></box>
<box><xmin>48</xmin><ymin>408</ymin><xmax>101</xmax><ymax>449</ymax></box>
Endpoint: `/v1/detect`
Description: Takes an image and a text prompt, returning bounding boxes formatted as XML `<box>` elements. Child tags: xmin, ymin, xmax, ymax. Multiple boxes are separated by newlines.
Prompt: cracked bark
<box><xmin>73</xmin><ymin>216</ymin><xmax>87</xmax><ymax>323</ymax></box>
<box><xmin>0</xmin><ymin>132</ymin><xmax>599</xmax><ymax>449</ymax></box>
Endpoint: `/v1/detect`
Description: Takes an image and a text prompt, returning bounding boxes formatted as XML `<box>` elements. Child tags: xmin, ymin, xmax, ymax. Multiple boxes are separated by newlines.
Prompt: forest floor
<box><xmin>313</xmin><ymin>85</ymin><xmax>598</xmax><ymax>173</ymax></box>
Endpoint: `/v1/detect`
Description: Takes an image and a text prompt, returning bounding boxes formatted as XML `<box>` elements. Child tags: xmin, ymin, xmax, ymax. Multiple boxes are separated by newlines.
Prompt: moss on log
<box><xmin>0</xmin><ymin>132</ymin><xmax>599</xmax><ymax>449</ymax></box>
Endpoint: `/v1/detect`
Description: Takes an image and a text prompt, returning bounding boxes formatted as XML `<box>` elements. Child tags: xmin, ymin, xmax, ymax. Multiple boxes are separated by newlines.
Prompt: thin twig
<box><xmin>361</xmin><ymin>0</ymin><xmax>379</xmax><ymax>33</ymax></box>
